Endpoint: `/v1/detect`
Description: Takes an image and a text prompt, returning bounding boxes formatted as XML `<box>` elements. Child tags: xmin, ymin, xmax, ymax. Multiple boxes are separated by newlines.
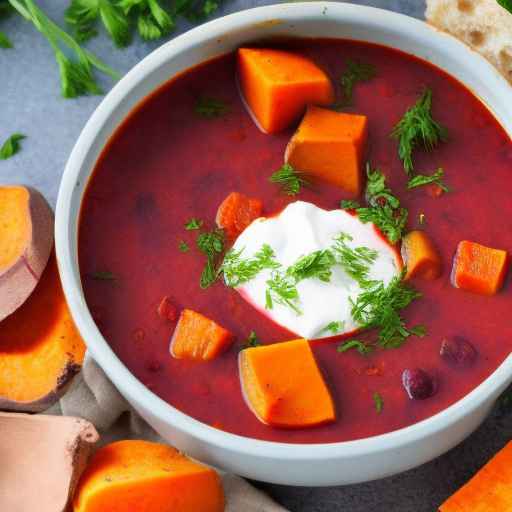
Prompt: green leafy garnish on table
<box><xmin>0</xmin><ymin>0</ymin><xmax>13</xmax><ymax>48</ymax></box>
<box><xmin>497</xmin><ymin>0</ymin><xmax>512</xmax><ymax>14</ymax></box>
<box><xmin>241</xmin><ymin>330</ymin><xmax>261</xmax><ymax>350</ymax></box>
<box><xmin>0</xmin><ymin>30</ymin><xmax>11</xmax><ymax>47</ymax></box>
<box><xmin>195</xmin><ymin>97</ymin><xmax>230</xmax><ymax>118</ymax></box>
<box><xmin>0</xmin><ymin>133</ymin><xmax>25</xmax><ymax>159</ymax></box>
<box><xmin>407</xmin><ymin>168</ymin><xmax>450</xmax><ymax>192</ymax></box>
<box><xmin>391</xmin><ymin>88</ymin><xmax>448</xmax><ymax>174</ymax></box>
<box><xmin>373</xmin><ymin>392</ymin><xmax>384</xmax><ymax>414</ymax></box>
<box><xmin>197</xmin><ymin>228</ymin><xmax>224</xmax><ymax>288</ymax></box>
<box><xmin>337</xmin><ymin>59</ymin><xmax>376</xmax><ymax>107</ymax></box>
<box><xmin>269</xmin><ymin>163</ymin><xmax>310</xmax><ymax>196</ymax></box>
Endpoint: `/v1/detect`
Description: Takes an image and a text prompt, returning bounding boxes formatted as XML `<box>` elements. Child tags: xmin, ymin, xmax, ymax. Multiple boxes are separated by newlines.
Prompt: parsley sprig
<box><xmin>407</xmin><ymin>168</ymin><xmax>449</xmax><ymax>192</ymax></box>
<box><xmin>337</xmin><ymin>59</ymin><xmax>376</xmax><ymax>107</ymax></box>
<box><xmin>391</xmin><ymin>88</ymin><xmax>448</xmax><ymax>174</ymax></box>
<box><xmin>269</xmin><ymin>164</ymin><xmax>310</xmax><ymax>196</ymax></box>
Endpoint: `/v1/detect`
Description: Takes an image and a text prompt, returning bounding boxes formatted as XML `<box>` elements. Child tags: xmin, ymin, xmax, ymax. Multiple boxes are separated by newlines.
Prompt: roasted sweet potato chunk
<box><xmin>170</xmin><ymin>309</ymin><xmax>233</xmax><ymax>361</ymax></box>
<box><xmin>284</xmin><ymin>106</ymin><xmax>368</xmax><ymax>195</ymax></box>
<box><xmin>215</xmin><ymin>192</ymin><xmax>262</xmax><ymax>240</ymax></box>
<box><xmin>237</xmin><ymin>48</ymin><xmax>334</xmax><ymax>134</ymax></box>
<box><xmin>451</xmin><ymin>241</ymin><xmax>509</xmax><ymax>295</ymax></box>
<box><xmin>401</xmin><ymin>230</ymin><xmax>442</xmax><ymax>280</ymax></box>
<box><xmin>239</xmin><ymin>338</ymin><xmax>335</xmax><ymax>428</ymax></box>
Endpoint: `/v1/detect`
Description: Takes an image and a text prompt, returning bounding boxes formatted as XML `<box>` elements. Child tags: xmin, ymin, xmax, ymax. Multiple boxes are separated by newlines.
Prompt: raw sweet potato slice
<box><xmin>170</xmin><ymin>309</ymin><xmax>233</xmax><ymax>361</ymax></box>
<box><xmin>238</xmin><ymin>47</ymin><xmax>335</xmax><ymax>134</ymax></box>
<box><xmin>401</xmin><ymin>230</ymin><xmax>442</xmax><ymax>280</ymax></box>
<box><xmin>451</xmin><ymin>240</ymin><xmax>509</xmax><ymax>295</ymax></box>
<box><xmin>73</xmin><ymin>440</ymin><xmax>224</xmax><ymax>512</ymax></box>
<box><xmin>0</xmin><ymin>254</ymin><xmax>86</xmax><ymax>412</ymax></box>
<box><xmin>0</xmin><ymin>185</ymin><xmax>53</xmax><ymax>321</ymax></box>
<box><xmin>439</xmin><ymin>441</ymin><xmax>512</xmax><ymax>511</ymax></box>
<box><xmin>284</xmin><ymin>106</ymin><xmax>368</xmax><ymax>195</ymax></box>
<box><xmin>215</xmin><ymin>191</ymin><xmax>262</xmax><ymax>240</ymax></box>
<box><xmin>239</xmin><ymin>338</ymin><xmax>335</xmax><ymax>428</ymax></box>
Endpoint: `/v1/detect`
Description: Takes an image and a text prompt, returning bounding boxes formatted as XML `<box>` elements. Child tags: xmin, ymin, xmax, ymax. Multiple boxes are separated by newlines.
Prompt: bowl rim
<box><xmin>56</xmin><ymin>1</ymin><xmax>512</xmax><ymax>461</ymax></box>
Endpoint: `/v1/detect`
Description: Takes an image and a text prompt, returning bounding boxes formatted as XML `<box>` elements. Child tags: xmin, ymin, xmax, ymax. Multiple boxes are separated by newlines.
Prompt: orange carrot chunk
<box><xmin>439</xmin><ymin>441</ymin><xmax>512</xmax><ymax>512</ymax></box>
<box><xmin>284</xmin><ymin>105</ymin><xmax>368</xmax><ymax>195</ymax></box>
<box><xmin>73</xmin><ymin>440</ymin><xmax>224</xmax><ymax>512</ymax></box>
<box><xmin>170</xmin><ymin>309</ymin><xmax>233</xmax><ymax>361</ymax></box>
<box><xmin>451</xmin><ymin>241</ymin><xmax>509</xmax><ymax>295</ymax></box>
<box><xmin>239</xmin><ymin>338</ymin><xmax>335</xmax><ymax>428</ymax></box>
<box><xmin>215</xmin><ymin>191</ymin><xmax>262</xmax><ymax>240</ymax></box>
<box><xmin>401</xmin><ymin>230</ymin><xmax>442</xmax><ymax>280</ymax></box>
<box><xmin>237</xmin><ymin>48</ymin><xmax>335</xmax><ymax>134</ymax></box>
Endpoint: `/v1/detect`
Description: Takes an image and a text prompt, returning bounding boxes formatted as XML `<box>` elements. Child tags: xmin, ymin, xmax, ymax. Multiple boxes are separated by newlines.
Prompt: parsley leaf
<box><xmin>178</xmin><ymin>240</ymin><xmax>189</xmax><ymax>252</ymax></box>
<box><xmin>89</xmin><ymin>270</ymin><xmax>117</xmax><ymax>280</ymax></box>
<box><xmin>407</xmin><ymin>168</ymin><xmax>450</xmax><ymax>192</ymax></box>
<box><xmin>497</xmin><ymin>0</ymin><xmax>512</xmax><ymax>14</ymax></box>
<box><xmin>241</xmin><ymin>330</ymin><xmax>261</xmax><ymax>350</ymax></box>
<box><xmin>185</xmin><ymin>218</ymin><xmax>203</xmax><ymax>230</ymax></box>
<box><xmin>320</xmin><ymin>320</ymin><xmax>345</xmax><ymax>335</ymax></box>
<box><xmin>0</xmin><ymin>30</ymin><xmax>12</xmax><ymax>48</ymax></box>
<box><xmin>287</xmin><ymin>249</ymin><xmax>335</xmax><ymax>283</ymax></box>
<box><xmin>391</xmin><ymin>88</ymin><xmax>448</xmax><ymax>174</ymax></box>
<box><xmin>0</xmin><ymin>133</ymin><xmax>25</xmax><ymax>160</ymax></box>
<box><xmin>337</xmin><ymin>59</ymin><xmax>376</xmax><ymax>107</ymax></box>
<box><xmin>373</xmin><ymin>392</ymin><xmax>384</xmax><ymax>414</ymax></box>
<box><xmin>269</xmin><ymin>164</ymin><xmax>310</xmax><ymax>196</ymax></box>
<box><xmin>197</xmin><ymin>228</ymin><xmax>224</xmax><ymax>288</ymax></box>
<box><xmin>337</xmin><ymin>339</ymin><xmax>372</xmax><ymax>355</ymax></box>
<box><xmin>195</xmin><ymin>97</ymin><xmax>229</xmax><ymax>118</ymax></box>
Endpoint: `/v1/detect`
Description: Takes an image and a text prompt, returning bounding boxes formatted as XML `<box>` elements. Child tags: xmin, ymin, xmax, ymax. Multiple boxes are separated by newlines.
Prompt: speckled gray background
<box><xmin>1</xmin><ymin>1</ymin><xmax>511</xmax><ymax>510</ymax></box>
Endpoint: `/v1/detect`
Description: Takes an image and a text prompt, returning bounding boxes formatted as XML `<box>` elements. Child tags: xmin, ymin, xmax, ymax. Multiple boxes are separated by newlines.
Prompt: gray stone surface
<box><xmin>1</xmin><ymin>1</ymin><xmax>511</xmax><ymax>510</ymax></box>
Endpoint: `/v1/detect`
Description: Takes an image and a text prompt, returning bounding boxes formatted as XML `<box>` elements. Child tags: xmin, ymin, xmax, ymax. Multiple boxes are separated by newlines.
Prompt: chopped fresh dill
<box><xmin>407</xmin><ymin>168</ymin><xmax>450</xmax><ymax>192</ymax></box>
<box><xmin>185</xmin><ymin>218</ymin><xmax>203</xmax><ymax>230</ymax></box>
<box><xmin>337</xmin><ymin>59</ymin><xmax>376</xmax><ymax>107</ymax></box>
<box><xmin>0</xmin><ymin>133</ymin><xmax>25</xmax><ymax>160</ymax></box>
<box><xmin>340</xmin><ymin>199</ymin><xmax>360</xmax><ymax>210</ymax></box>
<box><xmin>221</xmin><ymin>244</ymin><xmax>280</xmax><ymax>287</ymax></box>
<box><xmin>320</xmin><ymin>320</ymin><xmax>345</xmax><ymax>335</ymax></box>
<box><xmin>197</xmin><ymin>228</ymin><xmax>225</xmax><ymax>288</ymax></box>
<box><xmin>373</xmin><ymin>392</ymin><xmax>384</xmax><ymax>414</ymax></box>
<box><xmin>391</xmin><ymin>88</ymin><xmax>448</xmax><ymax>174</ymax></box>
<box><xmin>178</xmin><ymin>240</ymin><xmax>190</xmax><ymax>253</ymax></box>
<box><xmin>265</xmin><ymin>271</ymin><xmax>301</xmax><ymax>315</ymax></box>
<box><xmin>269</xmin><ymin>163</ymin><xmax>310</xmax><ymax>196</ymax></box>
<box><xmin>287</xmin><ymin>249</ymin><xmax>335</xmax><ymax>283</ymax></box>
<box><xmin>337</xmin><ymin>339</ymin><xmax>372</xmax><ymax>355</ymax></box>
<box><xmin>195</xmin><ymin>97</ymin><xmax>230</xmax><ymax>118</ymax></box>
<box><xmin>241</xmin><ymin>330</ymin><xmax>261</xmax><ymax>350</ymax></box>
<box><xmin>89</xmin><ymin>270</ymin><xmax>117</xmax><ymax>281</ymax></box>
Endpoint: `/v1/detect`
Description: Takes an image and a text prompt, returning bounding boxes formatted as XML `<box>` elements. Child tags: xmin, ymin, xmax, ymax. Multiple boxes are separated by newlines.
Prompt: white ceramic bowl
<box><xmin>56</xmin><ymin>2</ymin><xmax>512</xmax><ymax>486</ymax></box>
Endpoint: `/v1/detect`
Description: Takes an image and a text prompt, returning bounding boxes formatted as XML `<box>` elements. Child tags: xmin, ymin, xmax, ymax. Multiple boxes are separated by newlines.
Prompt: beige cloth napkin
<box><xmin>50</xmin><ymin>356</ymin><xmax>289</xmax><ymax>512</ymax></box>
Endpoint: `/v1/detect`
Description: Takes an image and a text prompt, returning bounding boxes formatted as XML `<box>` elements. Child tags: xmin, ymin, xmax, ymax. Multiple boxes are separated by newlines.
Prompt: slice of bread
<box><xmin>425</xmin><ymin>0</ymin><xmax>512</xmax><ymax>84</ymax></box>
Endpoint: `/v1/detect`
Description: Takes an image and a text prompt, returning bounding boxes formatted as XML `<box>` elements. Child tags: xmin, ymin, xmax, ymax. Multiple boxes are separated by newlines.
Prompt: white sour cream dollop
<box><xmin>229</xmin><ymin>201</ymin><xmax>402</xmax><ymax>340</ymax></box>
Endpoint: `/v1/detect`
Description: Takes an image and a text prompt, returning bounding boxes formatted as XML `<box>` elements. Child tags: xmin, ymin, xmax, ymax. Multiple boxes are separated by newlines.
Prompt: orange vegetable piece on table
<box><xmin>237</xmin><ymin>47</ymin><xmax>334</xmax><ymax>134</ymax></box>
<box><xmin>284</xmin><ymin>105</ymin><xmax>368</xmax><ymax>195</ymax></box>
<box><xmin>73</xmin><ymin>440</ymin><xmax>224</xmax><ymax>512</ymax></box>
<box><xmin>239</xmin><ymin>338</ymin><xmax>335</xmax><ymax>428</ymax></box>
<box><xmin>451</xmin><ymin>241</ymin><xmax>509</xmax><ymax>295</ymax></box>
<box><xmin>439</xmin><ymin>441</ymin><xmax>512</xmax><ymax>512</ymax></box>
<box><xmin>401</xmin><ymin>230</ymin><xmax>442</xmax><ymax>280</ymax></box>
<box><xmin>170</xmin><ymin>309</ymin><xmax>233</xmax><ymax>361</ymax></box>
<box><xmin>215</xmin><ymin>191</ymin><xmax>262</xmax><ymax>240</ymax></box>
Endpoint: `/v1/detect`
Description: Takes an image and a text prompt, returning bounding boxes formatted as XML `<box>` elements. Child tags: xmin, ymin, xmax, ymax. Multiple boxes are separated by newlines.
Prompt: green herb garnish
<box><xmin>407</xmin><ymin>168</ymin><xmax>449</xmax><ymax>192</ymax></box>
<box><xmin>0</xmin><ymin>1</ymin><xmax>13</xmax><ymax>48</ymax></box>
<box><xmin>0</xmin><ymin>133</ymin><xmax>25</xmax><ymax>159</ymax></box>
<box><xmin>241</xmin><ymin>330</ymin><xmax>261</xmax><ymax>350</ymax></box>
<box><xmin>195</xmin><ymin>97</ymin><xmax>230</xmax><ymax>118</ymax></box>
<box><xmin>178</xmin><ymin>240</ymin><xmax>190</xmax><ymax>253</ymax></box>
<box><xmin>90</xmin><ymin>270</ymin><xmax>117</xmax><ymax>280</ymax></box>
<box><xmin>287</xmin><ymin>249</ymin><xmax>335</xmax><ymax>283</ymax></box>
<box><xmin>337</xmin><ymin>59</ymin><xmax>376</xmax><ymax>107</ymax></box>
<box><xmin>320</xmin><ymin>320</ymin><xmax>345</xmax><ymax>335</ymax></box>
<box><xmin>391</xmin><ymin>88</ymin><xmax>448</xmax><ymax>174</ymax></box>
<box><xmin>373</xmin><ymin>392</ymin><xmax>384</xmax><ymax>414</ymax></box>
<box><xmin>197</xmin><ymin>228</ymin><xmax>224</xmax><ymax>289</ymax></box>
<box><xmin>222</xmin><ymin>244</ymin><xmax>280</xmax><ymax>287</ymax></box>
<box><xmin>265</xmin><ymin>271</ymin><xmax>301</xmax><ymax>315</ymax></box>
<box><xmin>337</xmin><ymin>339</ymin><xmax>372</xmax><ymax>355</ymax></box>
<box><xmin>497</xmin><ymin>0</ymin><xmax>512</xmax><ymax>14</ymax></box>
<box><xmin>0</xmin><ymin>30</ymin><xmax>11</xmax><ymax>47</ymax></box>
<box><xmin>269</xmin><ymin>163</ymin><xmax>310</xmax><ymax>196</ymax></box>
<box><xmin>185</xmin><ymin>218</ymin><xmax>203</xmax><ymax>230</ymax></box>
<box><xmin>340</xmin><ymin>199</ymin><xmax>360</xmax><ymax>210</ymax></box>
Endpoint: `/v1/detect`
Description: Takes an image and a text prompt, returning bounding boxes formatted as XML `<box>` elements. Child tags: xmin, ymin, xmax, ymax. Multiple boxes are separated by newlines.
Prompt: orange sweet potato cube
<box><xmin>237</xmin><ymin>48</ymin><xmax>334</xmax><ymax>134</ymax></box>
<box><xmin>451</xmin><ymin>241</ymin><xmax>509</xmax><ymax>295</ymax></box>
<box><xmin>215</xmin><ymin>192</ymin><xmax>262</xmax><ymax>240</ymax></box>
<box><xmin>239</xmin><ymin>339</ymin><xmax>335</xmax><ymax>428</ymax></box>
<box><xmin>440</xmin><ymin>441</ymin><xmax>512</xmax><ymax>512</ymax></box>
<box><xmin>170</xmin><ymin>309</ymin><xmax>233</xmax><ymax>361</ymax></box>
<box><xmin>401</xmin><ymin>230</ymin><xmax>442</xmax><ymax>280</ymax></box>
<box><xmin>284</xmin><ymin>106</ymin><xmax>368</xmax><ymax>195</ymax></box>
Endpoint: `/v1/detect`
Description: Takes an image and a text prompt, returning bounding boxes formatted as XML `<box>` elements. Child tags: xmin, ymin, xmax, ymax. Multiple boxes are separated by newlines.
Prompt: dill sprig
<box><xmin>195</xmin><ymin>97</ymin><xmax>230</xmax><ymax>118</ymax></box>
<box><xmin>240</xmin><ymin>330</ymin><xmax>261</xmax><ymax>350</ymax></box>
<box><xmin>407</xmin><ymin>168</ymin><xmax>450</xmax><ymax>192</ymax></box>
<box><xmin>337</xmin><ymin>339</ymin><xmax>372</xmax><ymax>355</ymax></box>
<box><xmin>320</xmin><ymin>320</ymin><xmax>345</xmax><ymax>335</ymax></box>
<box><xmin>286</xmin><ymin>249</ymin><xmax>335</xmax><ymax>283</ymax></box>
<box><xmin>265</xmin><ymin>271</ymin><xmax>301</xmax><ymax>315</ymax></box>
<box><xmin>197</xmin><ymin>228</ymin><xmax>224</xmax><ymax>289</ymax></box>
<box><xmin>391</xmin><ymin>88</ymin><xmax>448</xmax><ymax>174</ymax></box>
<box><xmin>269</xmin><ymin>163</ymin><xmax>310</xmax><ymax>196</ymax></box>
<box><xmin>373</xmin><ymin>392</ymin><xmax>384</xmax><ymax>413</ymax></box>
<box><xmin>337</xmin><ymin>59</ymin><xmax>376</xmax><ymax>108</ymax></box>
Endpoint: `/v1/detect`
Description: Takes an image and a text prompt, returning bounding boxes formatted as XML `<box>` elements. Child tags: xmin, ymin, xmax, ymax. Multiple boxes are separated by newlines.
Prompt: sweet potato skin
<box><xmin>0</xmin><ymin>185</ymin><xmax>54</xmax><ymax>321</ymax></box>
<box><xmin>401</xmin><ymin>230</ymin><xmax>442</xmax><ymax>280</ymax></box>
<box><xmin>0</xmin><ymin>254</ymin><xmax>85</xmax><ymax>413</ymax></box>
<box><xmin>238</xmin><ymin>48</ymin><xmax>335</xmax><ymax>134</ymax></box>
<box><xmin>73</xmin><ymin>440</ymin><xmax>225</xmax><ymax>512</ymax></box>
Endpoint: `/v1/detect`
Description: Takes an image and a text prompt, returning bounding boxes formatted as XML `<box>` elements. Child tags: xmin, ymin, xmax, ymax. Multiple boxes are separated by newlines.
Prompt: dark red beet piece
<box><xmin>402</xmin><ymin>368</ymin><xmax>436</xmax><ymax>400</ymax></box>
<box><xmin>440</xmin><ymin>336</ymin><xmax>478</xmax><ymax>367</ymax></box>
